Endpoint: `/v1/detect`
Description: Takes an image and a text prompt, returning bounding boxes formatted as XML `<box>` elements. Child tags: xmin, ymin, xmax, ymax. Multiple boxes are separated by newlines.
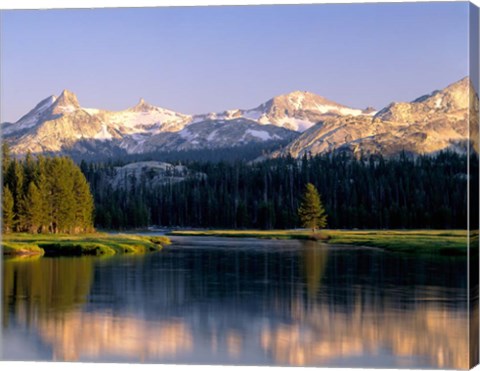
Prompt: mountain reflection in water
<box><xmin>2</xmin><ymin>237</ymin><xmax>470</xmax><ymax>368</ymax></box>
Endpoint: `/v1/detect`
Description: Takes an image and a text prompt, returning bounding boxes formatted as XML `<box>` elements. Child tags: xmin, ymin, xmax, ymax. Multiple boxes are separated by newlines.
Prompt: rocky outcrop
<box><xmin>275</xmin><ymin>77</ymin><xmax>476</xmax><ymax>158</ymax></box>
<box><xmin>108</xmin><ymin>161</ymin><xmax>202</xmax><ymax>190</ymax></box>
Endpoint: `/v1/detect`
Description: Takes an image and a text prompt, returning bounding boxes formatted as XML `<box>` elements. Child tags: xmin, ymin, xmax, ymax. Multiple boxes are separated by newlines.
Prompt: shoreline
<box><xmin>2</xmin><ymin>233</ymin><xmax>171</xmax><ymax>257</ymax></box>
<box><xmin>169</xmin><ymin>229</ymin><xmax>475</xmax><ymax>256</ymax></box>
<box><xmin>3</xmin><ymin>229</ymin><xmax>476</xmax><ymax>258</ymax></box>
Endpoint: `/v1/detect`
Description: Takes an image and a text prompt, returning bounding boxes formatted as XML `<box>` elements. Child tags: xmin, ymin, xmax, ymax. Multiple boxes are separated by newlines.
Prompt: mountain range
<box><xmin>1</xmin><ymin>77</ymin><xmax>476</xmax><ymax>159</ymax></box>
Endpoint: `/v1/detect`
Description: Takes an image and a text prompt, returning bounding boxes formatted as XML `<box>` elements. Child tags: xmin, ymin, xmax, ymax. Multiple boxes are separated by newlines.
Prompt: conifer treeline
<box><xmin>2</xmin><ymin>145</ymin><xmax>94</xmax><ymax>234</ymax></box>
<box><xmin>82</xmin><ymin>151</ymin><xmax>475</xmax><ymax>230</ymax></box>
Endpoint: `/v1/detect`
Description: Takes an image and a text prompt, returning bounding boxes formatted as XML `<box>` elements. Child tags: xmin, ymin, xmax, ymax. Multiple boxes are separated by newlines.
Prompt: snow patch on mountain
<box><xmin>95</xmin><ymin>124</ymin><xmax>113</xmax><ymax>141</ymax></box>
<box><xmin>84</xmin><ymin>108</ymin><xmax>100</xmax><ymax>115</ymax></box>
<box><xmin>3</xmin><ymin>95</ymin><xmax>57</xmax><ymax>135</ymax></box>
<box><xmin>179</xmin><ymin>129</ymin><xmax>195</xmax><ymax>140</ymax></box>
<box><xmin>107</xmin><ymin>108</ymin><xmax>190</xmax><ymax>133</ymax></box>
<box><xmin>244</xmin><ymin>129</ymin><xmax>273</xmax><ymax>141</ymax></box>
<box><xmin>207</xmin><ymin>130</ymin><xmax>218</xmax><ymax>141</ymax></box>
<box><xmin>289</xmin><ymin>93</ymin><xmax>305</xmax><ymax>110</ymax></box>
<box><xmin>242</xmin><ymin>109</ymin><xmax>263</xmax><ymax>121</ymax></box>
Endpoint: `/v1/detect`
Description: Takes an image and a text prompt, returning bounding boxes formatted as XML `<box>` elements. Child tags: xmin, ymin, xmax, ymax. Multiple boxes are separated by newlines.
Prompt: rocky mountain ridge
<box><xmin>273</xmin><ymin>77</ymin><xmax>476</xmax><ymax>158</ymax></box>
<box><xmin>2</xmin><ymin>77</ymin><xmax>475</xmax><ymax>158</ymax></box>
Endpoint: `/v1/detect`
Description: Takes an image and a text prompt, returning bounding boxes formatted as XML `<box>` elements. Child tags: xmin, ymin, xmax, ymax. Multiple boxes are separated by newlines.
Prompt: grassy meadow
<box><xmin>2</xmin><ymin>233</ymin><xmax>171</xmax><ymax>257</ymax></box>
<box><xmin>2</xmin><ymin>229</ymin><xmax>476</xmax><ymax>257</ymax></box>
<box><xmin>170</xmin><ymin>229</ymin><xmax>477</xmax><ymax>256</ymax></box>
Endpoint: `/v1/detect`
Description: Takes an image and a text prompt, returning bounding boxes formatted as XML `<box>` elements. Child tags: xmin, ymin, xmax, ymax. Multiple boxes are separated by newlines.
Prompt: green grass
<box><xmin>170</xmin><ymin>229</ymin><xmax>475</xmax><ymax>256</ymax></box>
<box><xmin>170</xmin><ymin>229</ymin><xmax>318</xmax><ymax>240</ymax></box>
<box><xmin>326</xmin><ymin>229</ymin><xmax>471</xmax><ymax>256</ymax></box>
<box><xmin>2</xmin><ymin>233</ymin><xmax>171</xmax><ymax>257</ymax></box>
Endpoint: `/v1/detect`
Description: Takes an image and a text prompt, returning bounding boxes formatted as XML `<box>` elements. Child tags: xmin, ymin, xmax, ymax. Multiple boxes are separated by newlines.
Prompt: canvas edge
<box><xmin>469</xmin><ymin>2</ymin><xmax>480</xmax><ymax>369</ymax></box>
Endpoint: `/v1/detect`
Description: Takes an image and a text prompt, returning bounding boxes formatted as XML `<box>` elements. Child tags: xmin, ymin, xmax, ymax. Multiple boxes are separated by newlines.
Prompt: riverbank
<box><xmin>170</xmin><ymin>229</ymin><xmax>475</xmax><ymax>256</ymax></box>
<box><xmin>2</xmin><ymin>233</ymin><xmax>171</xmax><ymax>257</ymax></box>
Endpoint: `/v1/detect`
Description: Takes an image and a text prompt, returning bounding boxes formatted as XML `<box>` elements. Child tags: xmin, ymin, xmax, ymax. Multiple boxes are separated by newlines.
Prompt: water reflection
<box><xmin>301</xmin><ymin>241</ymin><xmax>328</xmax><ymax>298</ymax></box>
<box><xmin>37</xmin><ymin>312</ymin><xmax>192</xmax><ymax>362</ymax></box>
<box><xmin>2</xmin><ymin>237</ymin><xmax>469</xmax><ymax>368</ymax></box>
<box><xmin>3</xmin><ymin>256</ymin><xmax>94</xmax><ymax>324</ymax></box>
<box><xmin>261</xmin><ymin>300</ymin><xmax>468</xmax><ymax>368</ymax></box>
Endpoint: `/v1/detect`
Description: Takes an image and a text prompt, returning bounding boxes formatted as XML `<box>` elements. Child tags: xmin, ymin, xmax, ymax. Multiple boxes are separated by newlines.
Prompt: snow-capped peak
<box><xmin>55</xmin><ymin>89</ymin><xmax>80</xmax><ymax>108</ymax></box>
<box><xmin>190</xmin><ymin>90</ymin><xmax>369</xmax><ymax>132</ymax></box>
<box><xmin>32</xmin><ymin>95</ymin><xmax>57</xmax><ymax>113</ymax></box>
<box><xmin>48</xmin><ymin>89</ymin><xmax>81</xmax><ymax>115</ymax></box>
<box><xmin>242</xmin><ymin>90</ymin><xmax>366</xmax><ymax>131</ymax></box>
<box><xmin>130</xmin><ymin>98</ymin><xmax>158</xmax><ymax>112</ymax></box>
<box><xmin>2</xmin><ymin>77</ymin><xmax>472</xmax><ymax>157</ymax></box>
<box><xmin>2</xmin><ymin>94</ymin><xmax>58</xmax><ymax>135</ymax></box>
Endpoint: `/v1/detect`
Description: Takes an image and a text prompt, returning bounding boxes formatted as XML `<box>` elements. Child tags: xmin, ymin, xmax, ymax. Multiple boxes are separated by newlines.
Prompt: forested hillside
<box><xmin>2</xmin><ymin>145</ymin><xmax>94</xmax><ymax>234</ymax></box>
<box><xmin>82</xmin><ymin>151</ymin><xmax>475</xmax><ymax>230</ymax></box>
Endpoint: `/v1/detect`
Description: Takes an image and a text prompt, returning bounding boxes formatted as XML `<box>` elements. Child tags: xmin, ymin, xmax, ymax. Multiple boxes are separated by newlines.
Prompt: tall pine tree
<box><xmin>298</xmin><ymin>183</ymin><xmax>327</xmax><ymax>232</ymax></box>
<box><xmin>18</xmin><ymin>182</ymin><xmax>43</xmax><ymax>233</ymax></box>
<box><xmin>2</xmin><ymin>186</ymin><xmax>14</xmax><ymax>233</ymax></box>
<box><xmin>72</xmin><ymin>168</ymin><xmax>95</xmax><ymax>233</ymax></box>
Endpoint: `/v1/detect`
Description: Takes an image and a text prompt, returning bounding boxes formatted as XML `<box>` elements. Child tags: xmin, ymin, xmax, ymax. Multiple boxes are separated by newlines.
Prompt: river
<box><xmin>1</xmin><ymin>236</ymin><xmax>470</xmax><ymax>368</ymax></box>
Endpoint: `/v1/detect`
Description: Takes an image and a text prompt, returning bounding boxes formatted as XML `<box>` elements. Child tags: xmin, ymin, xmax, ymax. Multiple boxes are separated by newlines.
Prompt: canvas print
<box><xmin>0</xmin><ymin>2</ymin><xmax>479</xmax><ymax>369</ymax></box>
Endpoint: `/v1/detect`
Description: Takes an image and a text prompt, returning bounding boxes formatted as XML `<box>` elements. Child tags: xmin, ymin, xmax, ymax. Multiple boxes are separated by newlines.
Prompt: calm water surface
<box><xmin>1</xmin><ymin>236</ymin><xmax>469</xmax><ymax>368</ymax></box>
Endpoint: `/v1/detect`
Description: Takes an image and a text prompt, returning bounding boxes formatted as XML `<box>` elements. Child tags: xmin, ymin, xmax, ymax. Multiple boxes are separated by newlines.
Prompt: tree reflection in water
<box><xmin>1</xmin><ymin>238</ymin><xmax>470</xmax><ymax>368</ymax></box>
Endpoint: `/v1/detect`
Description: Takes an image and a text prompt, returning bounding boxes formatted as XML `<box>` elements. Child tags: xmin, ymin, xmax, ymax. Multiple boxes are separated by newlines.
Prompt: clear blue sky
<box><xmin>0</xmin><ymin>2</ymin><xmax>470</xmax><ymax>122</ymax></box>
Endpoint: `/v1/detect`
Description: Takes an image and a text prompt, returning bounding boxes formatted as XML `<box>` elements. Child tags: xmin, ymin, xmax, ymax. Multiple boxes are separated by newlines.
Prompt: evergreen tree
<box><xmin>35</xmin><ymin>159</ymin><xmax>52</xmax><ymax>233</ymax></box>
<box><xmin>48</xmin><ymin>158</ymin><xmax>77</xmax><ymax>233</ymax></box>
<box><xmin>18</xmin><ymin>182</ymin><xmax>43</xmax><ymax>233</ymax></box>
<box><xmin>82</xmin><ymin>150</ymin><xmax>471</xmax><ymax>231</ymax></box>
<box><xmin>1</xmin><ymin>150</ymin><xmax>95</xmax><ymax>234</ymax></box>
<box><xmin>2</xmin><ymin>142</ymin><xmax>11</xmax><ymax>179</ymax></box>
<box><xmin>5</xmin><ymin>160</ymin><xmax>24</xmax><ymax>231</ymax></box>
<box><xmin>72</xmin><ymin>167</ymin><xmax>95</xmax><ymax>232</ymax></box>
<box><xmin>298</xmin><ymin>183</ymin><xmax>327</xmax><ymax>232</ymax></box>
<box><xmin>22</xmin><ymin>152</ymin><xmax>37</xmax><ymax>193</ymax></box>
<box><xmin>2</xmin><ymin>186</ymin><xmax>14</xmax><ymax>233</ymax></box>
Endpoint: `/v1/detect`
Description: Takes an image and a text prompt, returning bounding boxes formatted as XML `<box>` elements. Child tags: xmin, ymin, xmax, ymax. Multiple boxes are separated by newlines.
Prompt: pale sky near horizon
<box><xmin>0</xmin><ymin>2</ymin><xmax>471</xmax><ymax>123</ymax></box>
